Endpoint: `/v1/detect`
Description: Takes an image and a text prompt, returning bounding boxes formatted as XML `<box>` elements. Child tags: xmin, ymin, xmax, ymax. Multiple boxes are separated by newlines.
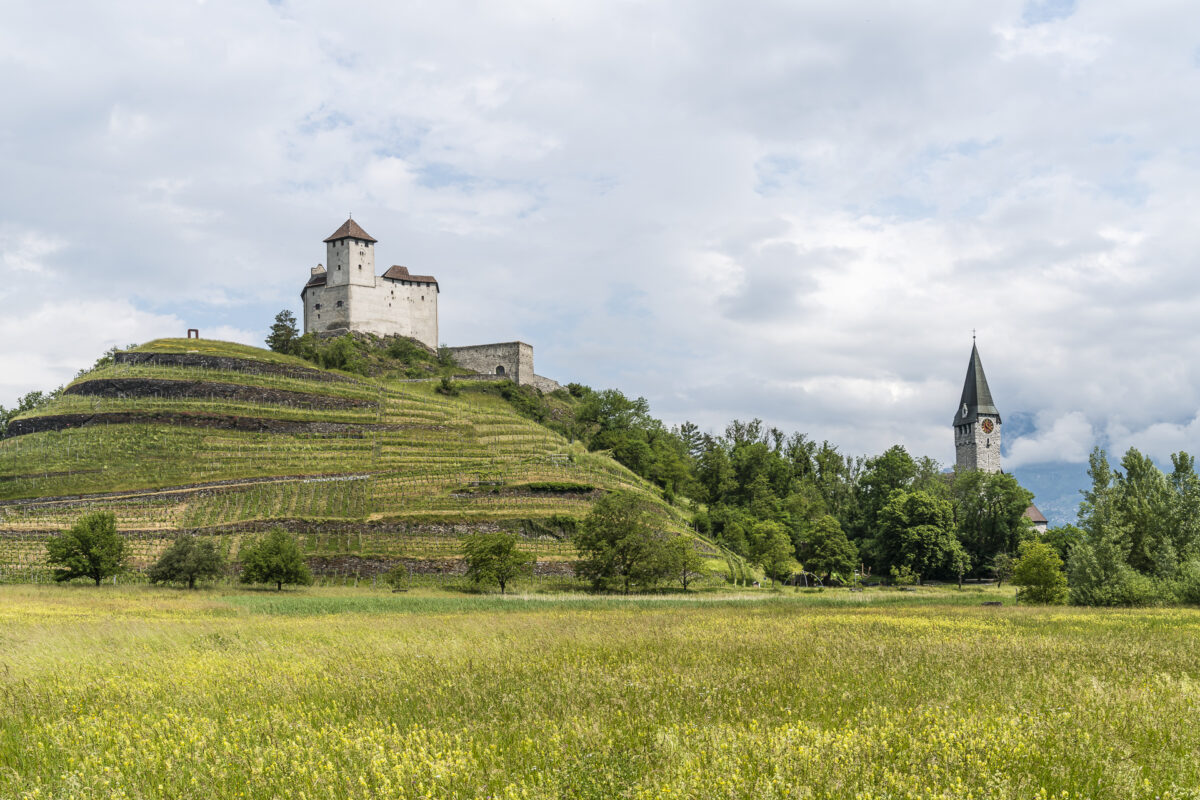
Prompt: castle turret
<box><xmin>323</xmin><ymin>218</ymin><xmax>377</xmax><ymax>288</ymax></box>
<box><xmin>953</xmin><ymin>342</ymin><xmax>1002</xmax><ymax>473</ymax></box>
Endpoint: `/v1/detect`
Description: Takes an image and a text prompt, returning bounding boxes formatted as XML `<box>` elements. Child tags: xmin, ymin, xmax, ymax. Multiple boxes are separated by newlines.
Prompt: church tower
<box><xmin>953</xmin><ymin>342</ymin><xmax>1002</xmax><ymax>473</ymax></box>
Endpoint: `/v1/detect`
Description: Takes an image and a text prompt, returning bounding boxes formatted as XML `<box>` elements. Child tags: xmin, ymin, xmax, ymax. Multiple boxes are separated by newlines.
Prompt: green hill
<box><xmin>0</xmin><ymin>338</ymin><xmax>741</xmax><ymax>585</ymax></box>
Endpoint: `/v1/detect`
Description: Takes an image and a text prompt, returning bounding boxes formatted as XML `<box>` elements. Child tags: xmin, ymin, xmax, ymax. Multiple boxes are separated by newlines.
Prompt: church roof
<box><xmin>1022</xmin><ymin>504</ymin><xmax>1047</xmax><ymax>524</ymax></box>
<box><xmin>953</xmin><ymin>343</ymin><xmax>1001</xmax><ymax>426</ymax></box>
<box><xmin>382</xmin><ymin>265</ymin><xmax>439</xmax><ymax>288</ymax></box>
<box><xmin>323</xmin><ymin>218</ymin><xmax>377</xmax><ymax>243</ymax></box>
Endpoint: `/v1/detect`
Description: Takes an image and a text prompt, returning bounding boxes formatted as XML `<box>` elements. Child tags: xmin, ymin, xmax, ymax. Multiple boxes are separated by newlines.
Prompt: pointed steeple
<box><xmin>953</xmin><ymin>343</ymin><xmax>1001</xmax><ymax>426</ymax></box>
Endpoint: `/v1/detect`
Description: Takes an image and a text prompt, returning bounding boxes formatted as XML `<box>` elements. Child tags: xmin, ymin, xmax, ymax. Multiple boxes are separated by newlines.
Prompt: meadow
<box><xmin>2</xmin><ymin>586</ymin><xmax>1198</xmax><ymax>799</ymax></box>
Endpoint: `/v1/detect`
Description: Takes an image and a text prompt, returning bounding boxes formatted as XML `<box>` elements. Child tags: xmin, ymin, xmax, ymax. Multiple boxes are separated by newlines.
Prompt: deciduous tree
<box><xmin>148</xmin><ymin>535</ymin><xmax>226</xmax><ymax>589</ymax></box>
<box><xmin>45</xmin><ymin>511</ymin><xmax>127</xmax><ymax>586</ymax></box>
<box><xmin>239</xmin><ymin>528</ymin><xmax>313</xmax><ymax>591</ymax></box>
<box><xmin>462</xmin><ymin>531</ymin><xmax>534</xmax><ymax>594</ymax></box>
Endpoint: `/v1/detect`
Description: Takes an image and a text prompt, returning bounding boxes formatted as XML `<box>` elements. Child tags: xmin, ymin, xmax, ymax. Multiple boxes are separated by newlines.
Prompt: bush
<box><xmin>239</xmin><ymin>528</ymin><xmax>313</xmax><ymax>591</ymax></box>
<box><xmin>148</xmin><ymin>535</ymin><xmax>226</xmax><ymax>589</ymax></box>
<box><xmin>381</xmin><ymin>563</ymin><xmax>410</xmax><ymax>592</ymax></box>
<box><xmin>1177</xmin><ymin>559</ymin><xmax>1200</xmax><ymax>605</ymax></box>
<box><xmin>889</xmin><ymin>564</ymin><xmax>918</xmax><ymax>586</ymax></box>
<box><xmin>435</xmin><ymin>376</ymin><xmax>460</xmax><ymax>396</ymax></box>
<box><xmin>1012</xmin><ymin>541</ymin><xmax>1068</xmax><ymax>605</ymax></box>
<box><xmin>1068</xmin><ymin>539</ymin><xmax>1166</xmax><ymax>607</ymax></box>
<box><xmin>45</xmin><ymin>511</ymin><xmax>127</xmax><ymax>586</ymax></box>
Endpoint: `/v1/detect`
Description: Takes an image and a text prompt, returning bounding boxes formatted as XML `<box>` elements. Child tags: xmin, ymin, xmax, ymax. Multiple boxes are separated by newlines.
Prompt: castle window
<box><xmin>314</xmin><ymin>303</ymin><xmax>321</xmax><ymax>310</ymax></box>
<box><xmin>336</xmin><ymin>300</ymin><xmax>343</xmax><ymax>308</ymax></box>
<box><xmin>496</xmin><ymin>366</ymin><xmax>505</xmax><ymax>376</ymax></box>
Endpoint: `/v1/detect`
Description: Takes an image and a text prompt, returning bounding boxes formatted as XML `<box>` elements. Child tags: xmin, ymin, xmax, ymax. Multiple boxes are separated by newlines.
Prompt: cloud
<box><xmin>1006</xmin><ymin>412</ymin><xmax>1096</xmax><ymax>468</ymax></box>
<box><xmin>2</xmin><ymin>0</ymin><xmax>1200</xmax><ymax>481</ymax></box>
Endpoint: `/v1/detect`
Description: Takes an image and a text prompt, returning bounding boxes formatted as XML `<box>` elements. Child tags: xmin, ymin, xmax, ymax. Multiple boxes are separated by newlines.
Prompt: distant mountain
<box><xmin>1008</xmin><ymin>462</ymin><xmax>1089</xmax><ymax>528</ymax></box>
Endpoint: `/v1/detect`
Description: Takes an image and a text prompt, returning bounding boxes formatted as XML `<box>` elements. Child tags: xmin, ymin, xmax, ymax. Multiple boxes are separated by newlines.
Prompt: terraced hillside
<box><xmin>0</xmin><ymin>338</ymin><xmax>738</xmax><ymax>584</ymax></box>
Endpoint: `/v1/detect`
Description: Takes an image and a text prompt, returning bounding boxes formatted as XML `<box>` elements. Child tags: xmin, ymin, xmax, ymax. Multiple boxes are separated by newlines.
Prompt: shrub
<box><xmin>239</xmin><ymin>528</ymin><xmax>313</xmax><ymax>591</ymax></box>
<box><xmin>1178</xmin><ymin>559</ymin><xmax>1200</xmax><ymax>605</ymax></box>
<box><xmin>889</xmin><ymin>564</ymin><xmax>918</xmax><ymax>586</ymax></box>
<box><xmin>45</xmin><ymin>511</ymin><xmax>127</xmax><ymax>586</ymax></box>
<box><xmin>381</xmin><ymin>563</ymin><xmax>410</xmax><ymax>592</ymax></box>
<box><xmin>148</xmin><ymin>535</ymin><xmax>226</xmax><ymax>589</ymax></box>
<box><xmin>1068</xmin><ymin>539</ymin><xmax>1165</xmax><ymax>606</ymax></box>
<box><xmin>435</xmin><ymin>376</ymin><xmax>460</xmax><ymax>396</ymax></box>
<box><xmin>1012</xmin><ymin>541</ymin><xmax>1068</xmax><ymax>605</ymax></box>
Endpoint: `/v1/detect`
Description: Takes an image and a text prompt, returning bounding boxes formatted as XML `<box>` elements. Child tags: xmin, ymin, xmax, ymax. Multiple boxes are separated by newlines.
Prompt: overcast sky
<box><xmin>3</xmin><ymin>0</ymin><xmax>1200</xmax><ymax>493</ymax></box>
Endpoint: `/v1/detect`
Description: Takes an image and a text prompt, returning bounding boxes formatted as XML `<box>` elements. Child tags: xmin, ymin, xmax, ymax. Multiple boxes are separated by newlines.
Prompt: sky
<box><xmin>3</xmin><ymin>0</ymin><xmax>1200</xmax><ymax>522</ymax></box>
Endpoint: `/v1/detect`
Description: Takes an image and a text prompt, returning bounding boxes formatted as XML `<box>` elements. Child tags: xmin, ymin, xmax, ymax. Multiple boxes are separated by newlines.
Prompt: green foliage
<box><xmin>991</xmin><ymin>552</ymin><xmax>1014</xmax><ymax>588</ymax></box>
<box><xmin>875</xmin><ymin>490</ymin><xmax>958</xmax><ymax>582</ymax></box>
<box><xmin>239</xmin><ymin>528</ymin><xmax>313</xmax><ymax>591</ymax></box>
<box><xmin>462</xmin><ymin>532</ymin><xmax>534</xmax><ymax>594</ymax></box>
<box><xmin>665</xmin><ymin>536</ymin><xmax>708</xmax><ymax>589</ymax></box>
<box><xmin>266</xmin><ymin>310</ymin><xmax>300</xmax><ymax>354</ymax></box>
<box><xmin>1043</xmin><ymin>524</ymin><xmax>1085</xmax><ymax>563</ymax></box>
<box><xmin>1</xmin><ymin>388</ymin><xmax>62</xmax><ymax>435</ymax></box>
<box><xmin>1012</xmin><ymin>540</ymin><xmax>1068</xmax><ymax>605</ymax></box>
<box><xmin>44</xmin><ymin>511</ymin><xmax>127</xmax><ymax>585</ymax></box>
<box><xmin>436</xmin><ymin>376</ymin><xmax>460</xmax><ymax>396</ymax></box>
<box><xmin>750</xmin><ymin>520</ymin><xmax>794</xmax><ymax>586</ymax></box>
<box><xmin>147</xmin><ymin>535</ymin><xmax>226</xmax><ymax>589</ymax></box>
<box><xmin>797</xmin><ymin>515</ymin><xmax>858</xmax><ymax>582</ymax></box>
<box><xmin>952</xmin><ymin>470</ymin><xmax>1034</xmax><ymax>573</ymax></box>
<box><xmin>381</xmin><ymin>563</ymin><xmax>410</xmax><ymax>592</ymax></box>
<box><xmin>1067</xmin><ymin>446</ymin><xmax>1200</xmax><ymax>606</ymax></box>
<box><xmin>575</xmin><ymin>490</ymin><xmax>675</xmax><ymax>593</ymax></box>
<box><xmin>888</xmin><ymin>564</ymin><xmax>919</xmax><ymax>586</ymax></box>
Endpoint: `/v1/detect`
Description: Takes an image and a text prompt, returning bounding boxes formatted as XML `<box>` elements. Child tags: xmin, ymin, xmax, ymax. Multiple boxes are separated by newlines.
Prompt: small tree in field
<box><xmin>576</xmin><ymin>490</ymin><xmax>673</xmax><ymax>593</ymax></box>
<box><xmin>462</xmin><ymin>531</ymin><xmax>534</xmax><ymax>594</ymax></box>
<box><xmin>239</xmin><ymin>528</ymin><xmax>313</xmax><ymax>591</ymax></box>
<box><xmin>666</xmin><ymin>536</ymin><xmax>708</xmax><ymax>590</ymax></box>
<box><xmin>1012</xmin><ymin>540</ymin><xmax>1068</xmax><ymax>605</ymax></box>
<box><xmin>148</xmin><ymin>535</ymin><xmax>226</xmax><ymax>589</ymax></box>
<box><xmin>991</xmin><ymin>552</ymin><xmax>1014</xmax><ymax>588</ymax></box>
<box><xmin>45</xmin><ymin>511</ymin><xmax>126</xmax><ymax>586</ymax></box>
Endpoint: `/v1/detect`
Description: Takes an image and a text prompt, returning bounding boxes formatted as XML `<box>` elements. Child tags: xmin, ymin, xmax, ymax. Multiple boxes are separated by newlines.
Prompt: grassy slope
<box><xmin>1</xmin><ymin>585</ymin><xmax>1197</xmax><ymax>799</ymax></box>
<box><xmin>0</xmin><ymin>339</ymin><xmax>730</xmax><ymax>574</ymax></box>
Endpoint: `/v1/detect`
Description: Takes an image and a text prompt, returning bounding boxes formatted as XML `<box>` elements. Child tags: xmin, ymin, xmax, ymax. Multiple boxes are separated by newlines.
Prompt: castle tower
<box><xmin>952</xmin><ymin>342</ymin><xmax>1002</xmax><ymax>473</ymax></box>
<box><xmin>323</xmin><ymin>218</ymin><xmax>376</xmax><ymax>288</ymax></box>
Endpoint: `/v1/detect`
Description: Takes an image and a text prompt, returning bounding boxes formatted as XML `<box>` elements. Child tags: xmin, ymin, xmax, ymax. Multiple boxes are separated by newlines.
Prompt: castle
<box><xmin>953</xmin><ymin>342</ymin><xmax>1047</xmax><ymax>530</ymax></box>
<box><xmin>301</xmin><ymin>218</ymin><xmax>561</xmax><ymax>392</ymax></box>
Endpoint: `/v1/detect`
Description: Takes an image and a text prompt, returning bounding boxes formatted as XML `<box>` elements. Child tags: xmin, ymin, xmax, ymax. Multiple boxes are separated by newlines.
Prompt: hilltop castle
<box><xmin>301</xmin><ymin>218</ymin><xmax>561</xmax><ymax>392</ymax></box>
<box><xmin>301</xmin><ymin>218</ymin><xmax>440</xmax><ymax>350</ymax></box>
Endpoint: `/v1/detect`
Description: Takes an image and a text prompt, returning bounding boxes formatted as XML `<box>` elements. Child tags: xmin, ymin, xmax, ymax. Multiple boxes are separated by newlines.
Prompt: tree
<box><xmin>266</xmin><ymin>310</ymin><xmax>299</xmax><ymax>354</ymax></box>
<box><xmin>45</xmin><ymin>511</ymin><xmax>126</xmax><ymax>586</ymax></box>
<box><xmin>750</xmin><ymin>520</ymin><xmax>794</xmax><ymax>586</ymax></box>
<box><xmin>665</xmin><ymin>536</ymin><xmax>708</xmax><ymax>590</ymax></box>
<box><xmin>1012</xmin><ymin>540</ymin><xmax>1068</xmax><ymax>605</ymax></box>
<box><xmin>147</xmin><ymin>535</ymin><xmax>226</xmax><ymax>589</ymax></box>
<box><xmin>575</xmin><ymin>491</ymin><xmax>673</xmax><ymax>593</ymax></box>
<box><xmin>875</xmin><ymin>490</ymin><xmax>958</xmax><ymax>582</ymax></box>
<box><xmin>991</xmin><ymin>552</ymin><xmax>1014</xmax><ymax>588</ymax></box>
<box><xmin>797</xmin><ymin>515</ymin><xmax>858</xmax><ymax>582</ymax></box>
<box><xmin>239</xmin><ymin>528</ymin><xmax>313</xmax><ymax>591</ymax></box>
<box><xmin>947</xmin><ymin>540</ymin><xmax>972</xmax><ymax>589</ymax></box>
<box><xmin>462</xmin><ymin>531</ymin><xmax>533</xmax><ymax>594</ymax></box>
<box><xmin>952</xmin><ymin>470</ymin><xmax>1034</xmax><ymax>572</ymax></box>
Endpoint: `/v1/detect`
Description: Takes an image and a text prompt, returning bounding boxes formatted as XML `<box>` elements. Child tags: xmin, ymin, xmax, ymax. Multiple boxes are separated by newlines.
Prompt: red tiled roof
<box><xmin>323</xmin><ymin>218</ymin><xmax>377</xmax><ymax>243</ymax></box>
<box><xmin>1022</xmin><ymin>504</ymin><xmax>1047</xmax><ymax>524</ymax></box>
<box><xmin>382</xmin><ymin>265</ymin><xmax>438</xmax><ymax>285</ymax></box>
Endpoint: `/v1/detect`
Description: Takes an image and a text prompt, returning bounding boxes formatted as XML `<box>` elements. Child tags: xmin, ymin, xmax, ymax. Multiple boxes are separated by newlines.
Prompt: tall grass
<box><xmin>1</xmin><ymin>586</ymin><xmax>1198</xmax><ymax>799</ymax></box>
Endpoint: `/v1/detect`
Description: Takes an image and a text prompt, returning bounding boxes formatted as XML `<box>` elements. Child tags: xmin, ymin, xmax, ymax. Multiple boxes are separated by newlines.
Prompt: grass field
<box><xmin>2</xmin><ymin>586</ymin><xmax>1198</xmax><ymax>799</ymax></box>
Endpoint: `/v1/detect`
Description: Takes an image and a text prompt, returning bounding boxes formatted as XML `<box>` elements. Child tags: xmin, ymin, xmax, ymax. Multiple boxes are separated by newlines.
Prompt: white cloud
<box><xmin>1006</xmin><ymin>412</ymin><xmax>1096</xmax><ymax>468</ymax></box>
<box><xmin>1</xmin><ymin>0</ymin><xmax>1200</xmax><ymax>479</ymax></box>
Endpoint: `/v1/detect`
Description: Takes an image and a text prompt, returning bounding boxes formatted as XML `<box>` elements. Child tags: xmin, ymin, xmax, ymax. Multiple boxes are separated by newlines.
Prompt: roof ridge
<box><xmin>323</xmin><ymin>218</ymin><xmax>377</xmax><ymax>243</ymax></box>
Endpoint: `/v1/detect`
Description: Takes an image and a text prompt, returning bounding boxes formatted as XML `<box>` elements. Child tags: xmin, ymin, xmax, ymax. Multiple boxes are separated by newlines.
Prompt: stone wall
<box><xmin>446</xmin><ymin>342</ymin><xmax>534</xmax><ymax>384</ymax></box>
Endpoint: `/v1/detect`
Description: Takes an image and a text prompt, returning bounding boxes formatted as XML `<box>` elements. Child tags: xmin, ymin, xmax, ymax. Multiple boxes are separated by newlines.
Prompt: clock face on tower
<box><xmin>981</xmin><ymin>419</ymin><xmax>994</xmax><ymax>434</ymax></box>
